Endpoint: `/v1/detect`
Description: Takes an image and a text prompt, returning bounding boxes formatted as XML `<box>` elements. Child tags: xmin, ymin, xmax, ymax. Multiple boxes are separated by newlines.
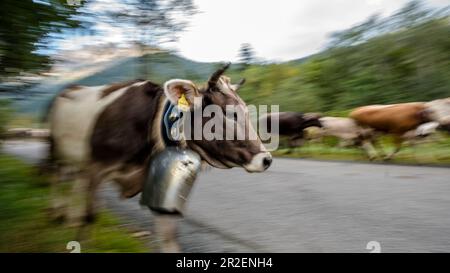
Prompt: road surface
<box><xmin>2</xmin><ymin>140</ymin><xmax>450</xmax><ymax>252</ymax></box>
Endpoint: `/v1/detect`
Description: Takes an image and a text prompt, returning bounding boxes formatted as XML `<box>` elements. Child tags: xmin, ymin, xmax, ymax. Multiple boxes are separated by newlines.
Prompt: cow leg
<box><xmin>154</xmin><ymin>214</ymin><xmax>181</xmax><ymax>253</ymax></box>
<box><xmin>113</xmin><ymin>165</ymin><xmax>146</xmax><ymax>198</ymax></box>
<box><xmin>67</xmin><ymin>171</ymin><xmax>89</xmax><ymax>227</ymax></box>
<box><xmin>81</xmin><ymin>163</ymin><xmax>124</xmax><ymax>224</ymax></box>
<box><xmin>384</xmin><ymin>136</ymin><xmax>403</xmax><ymax>161</ymax></box>
<box><xmin>49</xmin><ymin>165</ymin><xmax>76</xmax><ymax>223</ymax></box>
<box><xmin>360</xmin><ymin>139</ymin><xmax>379</xmax><ymax>160</ymax></box>
<box><xmin>49</xmin><ymin>175</ymin><xmax>66</xmax><ymax>223</ymax></box>
<box><xmin>84</xmin><ymin>163</ymin><xmax>112</xmax><ymax>224</ymax></box>
<box><xmin>288</xmin><ymin>134</ymin><xmax>305</xmax><ymax>148</ymax></box>
<box><xmin>370</xmin><ymin>136</ymin><xmax>389</xmax><ymax>159</ymax></box>
<box><xmin>338</xmin><ymin>138</ymin><xmax>354</xmax><ymax>148</ymax></box>
<box><xmin>74</xmin><ymin>163</ymin><xmax>111</xmax><ymax>242</ymax></box>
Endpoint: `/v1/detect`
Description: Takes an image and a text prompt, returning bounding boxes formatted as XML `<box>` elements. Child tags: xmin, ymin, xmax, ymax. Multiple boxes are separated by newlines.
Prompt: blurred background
<box><xmin>0</xmin><ymin>0</ymin><xmax>449</xmax><ymax>252</ymax></box>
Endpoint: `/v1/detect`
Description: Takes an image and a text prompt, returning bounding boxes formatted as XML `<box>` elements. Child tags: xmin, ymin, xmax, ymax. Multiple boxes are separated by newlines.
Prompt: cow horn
<box><xmin>208</xmin><ymin>62</ymin><xmax>231</xmax><ymax>89</ymax></box>
<box><xmin>233</xmin><ymin>78</ymin><xmax>246</xmax><ymax>91</ymax></box>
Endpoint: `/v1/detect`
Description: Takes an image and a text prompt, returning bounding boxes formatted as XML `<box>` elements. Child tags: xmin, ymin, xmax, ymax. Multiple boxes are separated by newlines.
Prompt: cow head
<box><xmin>164</xmin><ymin>63</ymin><xmax>272</xmax><ymax>172</ymax></box>
<box><xmin>424</xmin><ymin>98</ymin><xmax>450</xmax><ymax>132</ymax></box>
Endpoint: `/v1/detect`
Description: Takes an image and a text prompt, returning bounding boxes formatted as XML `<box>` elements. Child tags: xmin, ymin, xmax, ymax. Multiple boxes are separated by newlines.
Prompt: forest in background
<box><xmin>230</xmin><ymin>1</ymin><xmax>449</xmax><ymax>115</ymax></box>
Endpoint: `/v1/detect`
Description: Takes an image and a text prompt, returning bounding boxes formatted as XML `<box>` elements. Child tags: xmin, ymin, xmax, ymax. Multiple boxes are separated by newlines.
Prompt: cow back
<box><xmin>350</xmin><ymin>102</ymin><xmax>427</xmax><ymax>134</ymax></box>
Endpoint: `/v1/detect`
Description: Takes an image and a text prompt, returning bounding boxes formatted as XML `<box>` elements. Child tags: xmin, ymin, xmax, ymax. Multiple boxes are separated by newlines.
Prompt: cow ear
<box><xmin>164</xmin><ymin>79</ymin><xmax>203</xmax><ymax>111</ymax></box>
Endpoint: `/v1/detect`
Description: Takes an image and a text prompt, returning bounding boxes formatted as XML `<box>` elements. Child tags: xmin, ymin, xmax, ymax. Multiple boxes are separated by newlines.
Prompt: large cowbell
<box><xmin>140</xmin><ymin>147</ymin><xmax>202</xmax><ymax>215</ymax></box>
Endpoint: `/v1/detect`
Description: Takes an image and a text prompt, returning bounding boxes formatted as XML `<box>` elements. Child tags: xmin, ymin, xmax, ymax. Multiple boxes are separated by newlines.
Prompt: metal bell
<box><xmin>140</xmin><ymin>147</ymin><xmax>202</xmax><ymax>215</ymax></box>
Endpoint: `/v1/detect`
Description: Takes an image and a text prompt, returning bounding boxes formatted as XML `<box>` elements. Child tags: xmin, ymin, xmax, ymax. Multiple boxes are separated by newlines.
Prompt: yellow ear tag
<box><xmin>177</xmin><ymin>93</ymin><xmax>190</xmax><ymax>111</ymax></box>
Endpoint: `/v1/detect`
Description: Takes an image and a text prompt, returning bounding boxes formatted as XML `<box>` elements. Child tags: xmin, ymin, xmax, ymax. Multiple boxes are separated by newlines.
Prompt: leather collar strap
<box><xmin>161</xmin><ymin>100</ymin><xmax>183</xmax><ymax>146</ymax></box>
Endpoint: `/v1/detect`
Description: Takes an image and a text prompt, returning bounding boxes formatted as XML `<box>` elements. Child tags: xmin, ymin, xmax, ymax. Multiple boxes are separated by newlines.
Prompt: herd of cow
<box><xmin>268</xmin><ymin>99</ymin><xmax>450</xmax><ymax>160</ymax></box>
<box><xmin>3</xmin><ymin>63</ymin><xmax>449</xmax><ymax>252</ymax></box>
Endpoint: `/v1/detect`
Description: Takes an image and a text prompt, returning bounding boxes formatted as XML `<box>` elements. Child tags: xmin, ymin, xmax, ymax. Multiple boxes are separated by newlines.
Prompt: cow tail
<box><xmin>38</xmin><ymin>93</ymin><xmax>60</xmax><ymax>175</ymax></box>
<box><xmin>36</xmin><ymin>135</ymin><xmax>57</xmax><ymax>176</ymax></box>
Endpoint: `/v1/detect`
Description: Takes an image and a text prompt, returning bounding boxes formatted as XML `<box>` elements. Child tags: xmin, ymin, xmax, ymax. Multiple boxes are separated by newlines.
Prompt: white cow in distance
<box><xmin>307</xmin><ymin>117</ymin><xmax>374</xmax><ymax>146</ymax></box>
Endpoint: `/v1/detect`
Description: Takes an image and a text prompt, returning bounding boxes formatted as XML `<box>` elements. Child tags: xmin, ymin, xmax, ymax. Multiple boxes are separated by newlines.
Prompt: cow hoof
<box><xmin>84</xmin><ymin>213</ymin><xmax>97</xmax><ymax>224</ymax></box>
<box><xmin>47</xmin><ymin>207</ymin><xmax>67</xmax><ymax>225</ymax></box>
<box><xmin>64</xmin><ymin>213</ymin><xmax>97</xmax><ymax>228</ymax></box>
<box><xmin>51</xmin><ymin>214</ymin><xmax>67</xmax><ymax>225</ymax></box>
<box><xmin>160</xmin><ymin>242</ymin><xmax>181</xmax><ymax>253</ymax></box>
<box><xmin>131</xmin><ymin>231</ymin><xmax>152</xmax><ymax>238</ymax></box>
<box><xmin>66</xmin><ymin>215</ymin><xmax>88</xmax><ymax>228</ymax></box>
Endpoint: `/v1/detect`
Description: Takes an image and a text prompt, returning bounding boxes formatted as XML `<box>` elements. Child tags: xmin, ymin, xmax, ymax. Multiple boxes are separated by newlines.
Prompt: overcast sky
<box><xmin>173</xmin><ymin>0</ymin><xmax>448</xmax><ymax>62</ymax></box>
<box><xmin>58</xmin><ymin>0</ymin><xmax>449</xmax><ymax>63</ymax></box>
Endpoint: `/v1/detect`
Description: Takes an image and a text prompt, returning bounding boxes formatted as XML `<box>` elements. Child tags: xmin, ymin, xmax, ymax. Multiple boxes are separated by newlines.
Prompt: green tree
<box><xmin>0</xmin><ymin>0</ymin><xmax>83</xmax><ymax>78</ymax></box>
<box><xmin>238</xmin><ymin>43</ymin><xmax>256</xmax><ymax>68</ymax></box>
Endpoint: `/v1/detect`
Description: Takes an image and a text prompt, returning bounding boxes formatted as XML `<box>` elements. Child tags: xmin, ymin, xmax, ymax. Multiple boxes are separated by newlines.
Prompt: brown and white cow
<box><xmin>259</xmin><ymin>112</ymin><xmax>322</xmax><ymax>148</ymax></box>
<box><xmin>46</xmin><ymin>63</ymin><xmax>272</xmax><ymax>252</ymax></box>
<box><xmin>350</xmin><ymin>99</ymin><xmax>450</xmax><ymax>159</ymax></box>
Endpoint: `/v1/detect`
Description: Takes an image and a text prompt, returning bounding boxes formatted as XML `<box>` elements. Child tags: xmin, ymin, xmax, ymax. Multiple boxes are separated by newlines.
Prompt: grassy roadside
<box><xmin>272</xmin><ymin>135</ymin><xmax>450</xmax><ymax>166</ymax></box>
<box><xmin>0</xmin><ymin>153</ymin><xmax>149</xmax><ymax>253</ymax></box>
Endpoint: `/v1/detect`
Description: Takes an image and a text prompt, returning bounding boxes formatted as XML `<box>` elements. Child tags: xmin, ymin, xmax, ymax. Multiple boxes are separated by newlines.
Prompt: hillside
<box><xmin>14</xmin><ymin>52</ymin><xmax>225</xmax><ymax>115</ymax></box>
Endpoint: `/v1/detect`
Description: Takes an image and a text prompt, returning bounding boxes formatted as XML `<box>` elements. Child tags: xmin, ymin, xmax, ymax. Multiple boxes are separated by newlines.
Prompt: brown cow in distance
<box><xmin>350</xmin><ymin>99</ymin><xmax>450</xmax><ymax>160</ymax></box>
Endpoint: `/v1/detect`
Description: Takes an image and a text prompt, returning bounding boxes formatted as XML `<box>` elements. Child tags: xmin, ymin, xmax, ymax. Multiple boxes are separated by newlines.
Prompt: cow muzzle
<box><xmin>140</xmin><ymin>147</ymin><xmax>202</xmax><ymax>215</ymax></box>
<box><xmin>243</xmin><ymin>152</ymin><xmax>272</xmax><ymax>173</ymax></box>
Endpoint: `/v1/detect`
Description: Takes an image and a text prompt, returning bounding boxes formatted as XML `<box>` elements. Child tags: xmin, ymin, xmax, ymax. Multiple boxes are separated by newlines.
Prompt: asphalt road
<box><xmin>2</xmin><ymin>140</ymin><xmax>450</xmax><ymax>252</ymax></box>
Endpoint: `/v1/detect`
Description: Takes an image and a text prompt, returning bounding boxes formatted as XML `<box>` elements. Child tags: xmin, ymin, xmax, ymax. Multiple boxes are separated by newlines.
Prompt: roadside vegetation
<box><xmin>0</xmin><ymin>154</ymin><xmax>148</xmax><ymax>253</ymax></box>
<box><xmin>273</xmin><ymin>134</ymin><xmax>450</xmax><ymax>166</ymax></box>
<box><xmin>1</xmin><ymin>102</ymin><xmax>149</xmax><ymax>252</ymax></box>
